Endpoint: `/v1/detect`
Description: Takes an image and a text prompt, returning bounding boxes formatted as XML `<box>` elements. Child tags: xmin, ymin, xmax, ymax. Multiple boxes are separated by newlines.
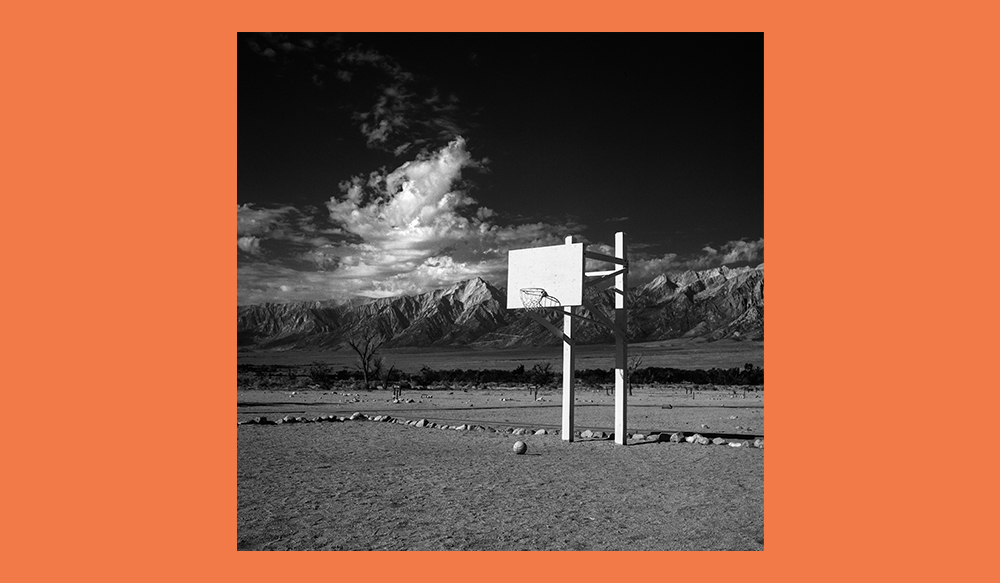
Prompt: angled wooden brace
<box><xmin>584</xmin><ymin>267</ymin><xmax>627</xmax><ymax>290</ymax></box>
<box><xmin>580</xmin><ymin>298</ymin><xmax>628</xmax><ymax>340</ymax></box>
<box><xmin>524</xmin><ymin>309</ymin><xmax>575</xmax><ymax>345</ymax></box>
<box><xmin>584</xmin><ymin>251</ymin><xmax>628</xmax><ymax>266</ymax></box>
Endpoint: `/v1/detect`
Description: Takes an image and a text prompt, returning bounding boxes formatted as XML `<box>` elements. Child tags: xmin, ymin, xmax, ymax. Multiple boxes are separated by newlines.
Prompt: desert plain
<box><xmin>238</xmin><ymin>340</ymin><xmax>764</xmax><ymax>551</ymax></box>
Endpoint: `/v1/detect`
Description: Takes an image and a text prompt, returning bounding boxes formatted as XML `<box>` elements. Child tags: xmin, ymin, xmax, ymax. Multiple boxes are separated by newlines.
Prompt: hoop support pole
<box><xmin>614</xmin><ymin>231</ymin><xmax>628</xmax><ymax>445</ymax></box>
<box><xmin>562</xmin><ymin>236</ymin><xmax>576</xmax><ymax>442</ymax></box>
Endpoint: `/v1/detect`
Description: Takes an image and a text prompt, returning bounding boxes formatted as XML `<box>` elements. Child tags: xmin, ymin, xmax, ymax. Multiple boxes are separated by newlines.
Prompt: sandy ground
<box><xmin>238</xmin><ymin>421</ymin><xmax>763</xmax><ymax>551</ymax></box>
<box><xmin>237</xmin><ymin>386</ymin><xmax>763</xmax><ymax>551</ymax></box>
<box><xmin>238</xmin><ymin>386</ymin><xmax>764</xmax><ymax>437</ymax></box>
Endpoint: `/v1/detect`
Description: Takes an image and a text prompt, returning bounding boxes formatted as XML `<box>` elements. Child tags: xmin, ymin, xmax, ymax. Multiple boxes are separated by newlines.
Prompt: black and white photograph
<box><xmin>238</xmin><ymin>32</ymin><xmax>763</xmax><ymax>551</ymax></box>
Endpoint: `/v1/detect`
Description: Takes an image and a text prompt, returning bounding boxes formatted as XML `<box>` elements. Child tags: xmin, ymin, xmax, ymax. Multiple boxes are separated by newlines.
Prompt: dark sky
<box><xmin>238</xmin><ymin>33</ymin><xmax>762</xmax><ymax>304</ymax></box>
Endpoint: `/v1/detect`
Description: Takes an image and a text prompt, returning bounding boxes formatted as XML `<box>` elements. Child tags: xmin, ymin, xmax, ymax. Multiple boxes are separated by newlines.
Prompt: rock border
<box><xmin>237</xmin><ymin>414</ymin><xmax>763</xmax><ymax>449</ymax></box>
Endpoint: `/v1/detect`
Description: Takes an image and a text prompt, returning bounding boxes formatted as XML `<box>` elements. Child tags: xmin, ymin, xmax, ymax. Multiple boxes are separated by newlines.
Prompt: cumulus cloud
<box><xmin>714</xmin><ymin>238</ymin><xmax>764</xmax><ymax>264</ymax></box>
<box><xmin>237</xmin><ymin>204</ymin><xmax>297</xmax><ymax>238</ymax></box>
<box><xmin>628</xmin><ymin>238</ymin><xmax>764</xmax><ymax>284</ymax></box>
<box><xmin>238</xmin><ymin>138</ymin><xmax>582</xmax><ymax>302</ymax></box>
<box><xmin>237</xmin><ymin>236</ymin><xmax>261</xmax><ymax>255</ymax></box>
<box><xmin>321</xmin><ymin>137</ymin><xmax>558</xmax><ymax>296</ymax></box>
<box><xmin>244</xmin><ymin>34</ymin><xmax>468</xmax><ymax>156</ymax></box>
<box><xmin>336</xmin><ymin>48</ymin><xmax>466</xmax><ymax>154</ymax></box>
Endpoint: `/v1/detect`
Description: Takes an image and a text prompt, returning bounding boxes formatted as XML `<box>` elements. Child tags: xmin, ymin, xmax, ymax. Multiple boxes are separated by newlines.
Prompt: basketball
<box><xmin>512</xmin><ymin>441</ymin><xmax>527</xmax><ymax>455</ymax></box>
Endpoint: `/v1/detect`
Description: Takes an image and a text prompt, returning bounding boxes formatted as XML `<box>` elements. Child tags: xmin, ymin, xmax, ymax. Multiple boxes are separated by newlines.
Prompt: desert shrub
<box><xmin>529</xmin><ymin>362</ymin><xmax>555</xmax><ymax>386</ymax></box>
<box><xmin>631</xmin><ymin>365</ymin><xmax>763</xmax><ymax>386</ymax></box>
<box><xmin>416</xmin><ymin>365</ymin><xmax>438</xmax><ymax>388</ymax></box>
<box><xmin>237</xmin><ymin>364</ymin><xmax>300</xmax><ymax>390</ymax></box>
<box><xmin>308</xmin><ymin>362</ymin><xmax>337</xmax><ymax>389</ymax></box>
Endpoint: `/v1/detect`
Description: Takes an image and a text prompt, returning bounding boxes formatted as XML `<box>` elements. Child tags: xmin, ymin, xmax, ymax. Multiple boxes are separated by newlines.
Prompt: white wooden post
<box><xmin>614</xmin><ymin>231</ymin><xmax>628</xmax><ymax>445</ymax></box>
<box><xmin>562</xmin><ymin>235</ymin><xmax>575</xmax><ymax>441</ymax></box>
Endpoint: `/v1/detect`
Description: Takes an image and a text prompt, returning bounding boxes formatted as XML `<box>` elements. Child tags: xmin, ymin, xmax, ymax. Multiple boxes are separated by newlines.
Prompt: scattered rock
<box><xmin>662</xmin><ymin>404</ymin><xmax>673</xmax><ymax>409</ymax></box>
<box><xmin>534</xmin><ymin>429</ymin><xmax>547</xmax><ymax>435</ymax></box>
<box><xmin>700</xmin><ymin>424</ymin><xmax>710</xmax><ymax>429</ymax></box>
<box><xmin>712</xmin><ymin>437</ymin><xmax>727</xmax><ymax>445</ymax></box>
<box><xmin>753</xmin><ymin>438</ymin><xmax>764</xmax><ymax>449</ymax></box>
<box><xmin>695</xmin><ymin>435</ymin><xmax>712</xmax><ymax>445</ymax></box>
<box><xmin>728</xmin><ymin>441</ymin><xmax>743</xmax><ymax>447</ymax></box>
<box><xmin>685</xmin><ymin>434</ymin><xmax>696</xmax><ymax>443</ymax></box>
<box><xmin>512</xmin><ymin>428</ymin><xmax>526</xmax><ymax>435</ymax></box>
<box><xmin>670</xmin><ymin>432</ymin><xmax>685</xmax><ymax>443</ymax></box>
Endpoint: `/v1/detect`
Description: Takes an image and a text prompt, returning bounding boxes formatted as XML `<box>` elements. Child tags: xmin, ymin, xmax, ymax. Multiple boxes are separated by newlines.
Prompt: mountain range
<box><xmin>237</xmin><ymin>265</ymin><xmax>763</xmax><ymax>350</ymax></box>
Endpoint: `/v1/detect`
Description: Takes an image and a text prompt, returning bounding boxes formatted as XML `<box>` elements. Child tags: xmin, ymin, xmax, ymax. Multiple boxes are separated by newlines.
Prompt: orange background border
<box><xmin>4</xmin><ymin>0</ymin><xmax>998</xmax><ymax>579</ymax></box>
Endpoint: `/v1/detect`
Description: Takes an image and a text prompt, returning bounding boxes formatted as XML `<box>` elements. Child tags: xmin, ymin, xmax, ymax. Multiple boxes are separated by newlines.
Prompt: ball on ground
<box><xmin>512</xmin><ymin>441</ymin><xmax>527</xmax><ymax>455</ymax></box>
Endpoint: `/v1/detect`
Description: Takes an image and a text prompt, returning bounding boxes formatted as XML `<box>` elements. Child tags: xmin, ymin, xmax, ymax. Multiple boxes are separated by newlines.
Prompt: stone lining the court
<box><xmin>237</xmin><ymin>414</ymin><xmax>763</xmax><ymax>448</ymax></box>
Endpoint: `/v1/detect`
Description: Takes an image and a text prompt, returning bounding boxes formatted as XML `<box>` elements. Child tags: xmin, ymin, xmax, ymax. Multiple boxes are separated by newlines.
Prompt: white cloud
<box><xmin>238</xmin><ymin>138</ymin><xmax>585</xmax><ymax>302</ymax></box>
<box><xmin>237</xmin><ymin>204</ymin><xmax>297</xmax><ymax>237</ymax></box>
<box><xmin>237</xmin><ymin>236</ymin><xmax>261</xmax><ymax>255</ymax></box>
<box><xmin>335</xmin><ymin>48</ymin><xmax>466</xmax><ymax>154</ymax></box>
<box><xmin>717</xmin><ymin>238</ymin><xmax>764</xmax><ymax>264</ymax></box>
<box><xmin>629</xmin><ymin>238</ymin><xmax>764</xmax><ymax>284</ymax></box>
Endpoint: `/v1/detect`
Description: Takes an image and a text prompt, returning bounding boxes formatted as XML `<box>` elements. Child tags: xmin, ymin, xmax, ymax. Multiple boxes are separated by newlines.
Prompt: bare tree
<box><xmin>529</xmin><ymin>362</ymin><xmax>554</xmax><ymax>401</ymax></box>
<box><xmin>347</xmin><ymin>333</ymin><xmax>385</xmax><ymax>391</ymax></box>
<box><xmin>379</xmin><ymin>361</ymin><xmax>396</xmax><ymax>392</ymax></box>
<box><xmin>626</xmin><ymin>353</ymin><xmax>644</xmax><ymax>397</ymax></box>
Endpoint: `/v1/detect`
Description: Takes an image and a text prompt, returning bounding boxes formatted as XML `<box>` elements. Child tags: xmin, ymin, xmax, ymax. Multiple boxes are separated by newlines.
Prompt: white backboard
<box><xmin>506</xmin><ymin>243</ymin><xmax>584</xmax><ymax>309</ymax></box>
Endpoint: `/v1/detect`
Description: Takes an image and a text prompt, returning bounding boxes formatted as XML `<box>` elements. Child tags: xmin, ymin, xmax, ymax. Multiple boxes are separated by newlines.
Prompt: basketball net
<box><xmin>520</xmin><ymin>288</ymin><xmax>560</xmax><ymax>312</ymax></box>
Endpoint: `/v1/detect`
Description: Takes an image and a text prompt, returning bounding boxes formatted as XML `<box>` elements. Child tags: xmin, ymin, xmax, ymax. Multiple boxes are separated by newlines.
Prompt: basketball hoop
<box><xmin>520</xmin><ymin>288</ymin><xmax>561</xmax><ymax>312</ymax></box>
<box><xmin>507</xmin><ymin>233</ymin><xmax>630</xmax><ymax>445</ymax></box>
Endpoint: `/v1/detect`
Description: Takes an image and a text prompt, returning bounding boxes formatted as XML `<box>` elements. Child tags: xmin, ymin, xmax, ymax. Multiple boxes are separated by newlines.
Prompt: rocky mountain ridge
<box><xmin>237</xmin><ymin>264</ymin><xmax>763</xmax><ymax>350</ymax></box>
